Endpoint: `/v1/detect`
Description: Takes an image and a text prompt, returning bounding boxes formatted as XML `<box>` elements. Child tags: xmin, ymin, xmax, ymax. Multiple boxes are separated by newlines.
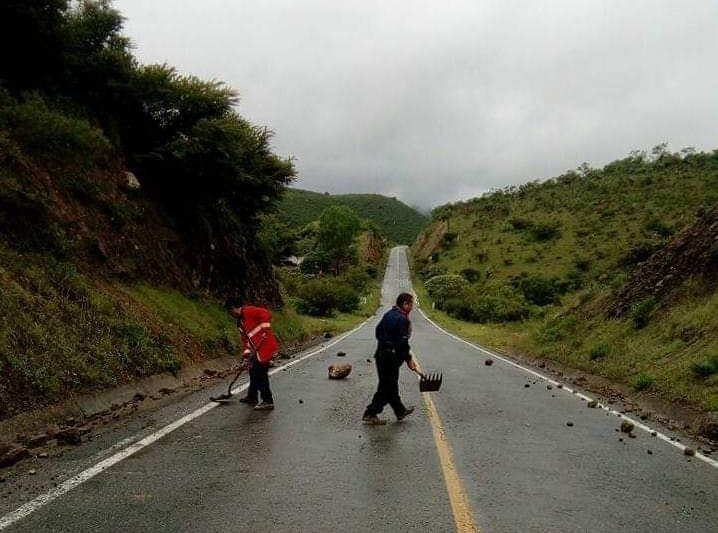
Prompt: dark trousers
<box><xmin>364</xmin><ymin>356</ymin><xmax>407</xmax><ymax>417</ymax></box>
<box><xmin>248</xmin><ymin>360</ymin><xmax>273</xmax><ymax>403</ymax></box>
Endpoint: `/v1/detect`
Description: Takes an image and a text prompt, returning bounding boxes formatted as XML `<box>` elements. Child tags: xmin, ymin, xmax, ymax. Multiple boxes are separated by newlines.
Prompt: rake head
<box><xmin>419</xmin><ymin>372</ymin><xmax>443</xmax><ymax>392</ymax></box>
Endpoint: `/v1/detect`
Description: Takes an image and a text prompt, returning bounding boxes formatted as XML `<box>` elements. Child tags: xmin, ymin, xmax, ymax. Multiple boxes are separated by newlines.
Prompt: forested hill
<box><xmin>278</xmin><ymin>188</ymin><xmax>428</xmax><ymax>244</ymax></box>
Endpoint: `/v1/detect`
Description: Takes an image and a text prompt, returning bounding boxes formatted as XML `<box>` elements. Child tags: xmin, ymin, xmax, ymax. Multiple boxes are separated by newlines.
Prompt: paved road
<box><xmin>1</xmin><ymin>246</ymin><xmax>716</xmax><ymax>532</ymax></box>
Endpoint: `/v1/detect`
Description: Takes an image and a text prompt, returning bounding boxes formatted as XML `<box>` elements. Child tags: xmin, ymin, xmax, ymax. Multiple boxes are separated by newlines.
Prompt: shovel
<box><xmin>416</xmin><ymin>370</ymin><xmax>443</xmax><ymax>392</ymax></box>
<box><xmin>210</xmin><ymin>324</ymin><xmax>256</xmax><ymax>403</ymax></box>
<box><xmin>209</xmin><ymin>363</ymin><xmax>247</xmax><ymax>402</ymax></box>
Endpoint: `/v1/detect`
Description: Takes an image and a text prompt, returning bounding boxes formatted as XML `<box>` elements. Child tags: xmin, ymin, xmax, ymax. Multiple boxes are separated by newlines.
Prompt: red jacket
<box><xmin>240</xmin><ymin>306</ymin><xmax>279</xmax><ymax>364</ymax></box>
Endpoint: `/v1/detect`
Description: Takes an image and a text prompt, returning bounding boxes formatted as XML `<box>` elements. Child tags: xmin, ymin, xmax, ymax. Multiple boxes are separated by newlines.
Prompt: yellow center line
<box><xmin>414</xmin><ymin>358</ymin><xmax>479</xmax><ymax>533</ymax></box>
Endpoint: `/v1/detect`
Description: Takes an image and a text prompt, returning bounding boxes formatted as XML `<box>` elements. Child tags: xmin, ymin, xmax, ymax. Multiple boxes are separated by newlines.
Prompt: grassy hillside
<box><xmin>412</xmin><ymin>147</ymin><xmax>718</xmax><ymax>413</ymax></box>
<box><xmin>279</xmin><ymin>188</ymin><xmax>428</xmax><ymax>244</ymax></box>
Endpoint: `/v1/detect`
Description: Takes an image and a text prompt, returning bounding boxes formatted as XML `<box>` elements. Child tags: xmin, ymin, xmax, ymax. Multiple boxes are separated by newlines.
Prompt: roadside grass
<box><xmin>0</xmin><ymin>239</ymin><xmax>384</xmax><ymax>420</ymax></box>
<box><xmin>126</xmin><ymin>279</ymin><xmax>381</xmax><ymax>356</ymax></box>
<box><xmin>0</xmin><ymin>245</ymin><xmax>180</xmax><ymax>413</ymax></box>
<box><xmin>125</xmin><ymin>284</ymin><xmax>238</xmax><ymax>353</ymax></box>
<box><xmin>414</xmin><ymin>275</ymin><xmax>718</xmax><ymax>411</ymax></box>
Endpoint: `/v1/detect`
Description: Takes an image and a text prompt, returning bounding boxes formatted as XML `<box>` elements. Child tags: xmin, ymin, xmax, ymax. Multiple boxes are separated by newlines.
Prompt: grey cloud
<box><xmin>115</xmin><ymin>0</ymin><xmax>718</xmax><ymax>208</ymax></box>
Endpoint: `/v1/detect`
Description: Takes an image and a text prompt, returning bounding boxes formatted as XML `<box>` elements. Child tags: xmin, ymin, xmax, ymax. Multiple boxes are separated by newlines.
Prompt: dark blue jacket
<box><xmin>375</xmin><ymin>306</ymin><xmax>412</xmax><ymax>363</ymax></box>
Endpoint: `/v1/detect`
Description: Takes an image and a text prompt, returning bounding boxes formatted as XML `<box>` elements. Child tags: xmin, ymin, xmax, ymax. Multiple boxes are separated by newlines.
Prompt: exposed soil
<box><xmin>610</xmin><ymin>205</ymin><xmax>718</xmax><ymax>317</ymax></box>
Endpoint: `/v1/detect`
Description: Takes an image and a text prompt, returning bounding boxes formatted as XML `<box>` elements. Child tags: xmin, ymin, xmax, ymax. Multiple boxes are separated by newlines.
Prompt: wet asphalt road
<box><xmin>1</xmin><ymin>246</ymin><xmax>717</xmax><ymax>532</ymax></box>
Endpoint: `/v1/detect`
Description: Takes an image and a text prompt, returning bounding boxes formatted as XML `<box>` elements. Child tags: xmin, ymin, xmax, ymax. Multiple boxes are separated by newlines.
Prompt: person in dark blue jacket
<box><xmin>363</xmin><ymin>292</ymin><xmax>418</xmax><ymax>425</ymax></box>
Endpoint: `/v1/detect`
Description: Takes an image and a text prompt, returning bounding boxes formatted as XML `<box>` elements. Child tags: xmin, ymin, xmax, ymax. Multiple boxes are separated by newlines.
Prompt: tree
<box><xmin>317</xmin><ymin>205</ymin><xmax>360</xmax><ymax>273</ymax></box>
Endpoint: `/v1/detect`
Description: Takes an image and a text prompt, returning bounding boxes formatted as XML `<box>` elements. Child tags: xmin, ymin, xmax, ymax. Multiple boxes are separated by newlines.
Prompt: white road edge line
<box><xmin>0</xmin><ymin>319</ymin><xmax>373</xmax><ymax>530</ymax></box>
<box><xmin>416</xmin><ymin>306</ymin><xmax>718</xmax><ymax>470</ymax></box>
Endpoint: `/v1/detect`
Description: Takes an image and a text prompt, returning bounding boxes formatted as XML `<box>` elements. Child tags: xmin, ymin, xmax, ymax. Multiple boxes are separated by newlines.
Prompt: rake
<box><xmin>416</xmin><ymin>370</ymin><xmax>443</xmax><ymax>392</ymax></box>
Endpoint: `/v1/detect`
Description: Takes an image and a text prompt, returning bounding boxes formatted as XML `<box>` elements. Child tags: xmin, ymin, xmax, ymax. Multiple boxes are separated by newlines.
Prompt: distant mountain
<box><xmin>278</xmin><ymin>189</ymin><xmax>428</xmax><ymax>244</ymax></box>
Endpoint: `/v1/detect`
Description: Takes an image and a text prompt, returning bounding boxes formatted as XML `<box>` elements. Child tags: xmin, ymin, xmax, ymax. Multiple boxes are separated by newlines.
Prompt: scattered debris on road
<box><xmin>566</xmin><ymin>421</ymin><xmax>574</xmax><ymax>427</ymax></box>
<box><xmin>337</xmin><ymin>351</ymin><xmax>346</xmax><ymax>357</ymax></box>
<box><xmin>620</xmin><ymin>421</ymin><xmax>635</xmax><ymax>433</ymax></box>
<box><xmin>485</xmin><ymin>359</ymin><xmax>493</xmax><ymax>366</ymax></box>
<box><xmin>684</xmin><ymin>447</ymin><xmax>696</xmax><ymax>456</ymax></box>
<box><xmin>587</xmin><ymin>400</ymin><xmax>598</xmax><ymax>408</ymax></box>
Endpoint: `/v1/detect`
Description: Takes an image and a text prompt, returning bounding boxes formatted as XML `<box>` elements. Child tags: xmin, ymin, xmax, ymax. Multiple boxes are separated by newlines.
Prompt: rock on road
<box><xmin>1</xmin><ymin>246</ymin><xmax>716</xmax><ymax>532</ymax></box>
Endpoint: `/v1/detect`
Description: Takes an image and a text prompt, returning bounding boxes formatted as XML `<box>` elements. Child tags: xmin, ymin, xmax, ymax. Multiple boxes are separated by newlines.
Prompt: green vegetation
<box><xmin>278</xmin><ymin>188</ymin><xmax>428</xmax><ymax>244</ymax></box>
<box><xmin>1</xmin><ymin>1</ymin><xmax>293</xmax><ymax>304</ymax></box>
<box><xmin>269</xmin><ymin>200</ymin><xmax>388</xmax><ymax>320</ymax></box>
<box><xmin>0</xmin><ymin>244</ymin><xmax>179</xmax><ymax>419</ymax></box>
<box><xmin>414</xmin><ymin>147</ymin><xmax>718</xmax><ymax>411</ymax></box>
<box><xmin>0</xmin><ymin>1</ymin><xmax>384</xmax><ymax>420</ymax></box>
<box><xmin>0</xmin><ymin>241</ymin><xmax>381</xmax><ymax>420</ymax></box>
<box><xmin>317</xmin><ymin>205</ymin><xmax>361</xmax><ymax>273</ymax></box>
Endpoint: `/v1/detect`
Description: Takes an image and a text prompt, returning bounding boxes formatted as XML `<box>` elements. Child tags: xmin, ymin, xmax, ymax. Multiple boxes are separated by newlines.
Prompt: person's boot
<box><xmin>239</xmin><ymin>397</ymin><xmax>258</xmax><ymax>405</ymax></box>
<box><xmin>362</xmin><ymin>414</ymin><xmax>387</xmax><ymax>425</ymax></box>
<box><xmin>396</xmin><ymin>406</ymin><xmax>415</xmax><ymax>421</ymax></box>
<box><xmin>254</xmin><ymin>402</ymin><xmax>275</xmax><ymax>410</ymax></box>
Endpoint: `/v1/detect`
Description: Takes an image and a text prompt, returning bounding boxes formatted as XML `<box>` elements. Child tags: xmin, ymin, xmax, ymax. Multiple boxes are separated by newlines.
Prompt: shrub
<box><xmin>589</xmin><ymin>343</ymin><xmax>610</xmax><ymax>360</ymax></box>
<box><xmin>474</xmin><ymin>250</ymin><xmax>489</xmax><ymax>263</ymax></box>
<box><xmin>442</xmin><ymin>232</ymin><xmax>458</xmax><ymax>245</ymax></box>
<box><xmin>643</xmin><ymin>217</ymin><xmax>672</xmax><ymax>238</ymax></box>
<box><xmin>443</xmin><ymin>293</ymin><xmax>529</xmax><ymax>323</ymax></box>
<box><xmin>631</xmin><ymin>298</ymin><xmax>656</xmax><ymax>330</ymax></box>
<box><xmin>690</xmin><ymin>355</ymin><xmax>718</xmax><ymax>378</ymax></box>
<box><xmin>419</xmin><ymin>263</ymin><xmax>447</xmax><ymax>280</ymax></box>
<box><xmin>516</xmin><ymin>275</ymin><xmax>561</xmax><ymax>306</ymax></box>
<box><xmin>460</xmin><ymin>268</ymin><xmax>481</xmax><ymax>283</ymax></box>
<box><xmin>564</xmin><ymin>269</ymin><xmax>584</xmax><ymax>291</ymax></box>
<box><xmin>300</xmin><ymin>250</ymin><xmax>331</xmax><ymax>275</ymax></box>
<box><xmin>0</xmin><ymin>92</ymin><xmax>111</xmax><ymax>169</ymax></box>
<box><xmin>296</xmin><ymin>279</ymin><xmax>360</xmax><ymax>316</ymax></box>
<box><xmin>508</xmin><ymin>216</ymin><xmax>533</xmax><ymax>230</ymax></box>
<box><xmin>334</xmin><ymin>284</ymin><xmax>361</xmax><ymax>313</ymax></box>
<box><xmin>619</xmin><ymin>240</ymin><xmax>663</xmax><ymax>267</ymax></box>
<box><xmin>341</xmin><ymin>267</ymin><xmax>371</xmax><ymax>293</ymax></box>
<box><xmin>631</xmin><ymin>373</ymin><xmax>655</xmax><ymax>391</ymax></box>
<box><xmin>528</xmin><ymin>220</ymin><xmax>561</xmax><ymax>242</ymax></box>
<box><xmin>0</xmin><ymin>188</ymin><xmax>69</xmax><ymax>255</ymax></box>
<box><xmin>425</xmin><ymin>274</ymin><xmax>469</xmax><ymax>307</ymax></box>
<box><xmin>574</xmin><ymin>257</ymin><xmax>591</xmax><ymax>272</ymax></box>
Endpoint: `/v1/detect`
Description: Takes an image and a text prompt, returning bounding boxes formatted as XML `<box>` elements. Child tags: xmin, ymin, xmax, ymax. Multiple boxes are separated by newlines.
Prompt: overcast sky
<box><xmin>114</xmin><ymin>0</ymin><xmax>718</xmax><ymax>209</ymax></box>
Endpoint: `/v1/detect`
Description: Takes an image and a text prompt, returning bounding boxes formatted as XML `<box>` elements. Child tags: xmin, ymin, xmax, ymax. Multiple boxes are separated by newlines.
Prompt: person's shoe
<box><xmin>254</xmin><ymin>402</ymin><xmax>275</xmax><ymax>411</ymax></box>
<box><xmin>396</xmin><ymin>406</ymin><xmax>415</xmax><ymax>421</ymax></box>
<box><xmin>239</xmin><ymin>397</ymin><xmax>258</xmax><ymax>405</ymax></box>
<box><xmin>362</xmin><ymin>415</ymin><xmax>387</xmax><ymax>425</ymax></box>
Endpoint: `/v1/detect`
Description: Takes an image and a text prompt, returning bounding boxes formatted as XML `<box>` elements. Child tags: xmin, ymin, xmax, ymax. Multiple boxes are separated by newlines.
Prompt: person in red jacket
<box><xmin>225</xmin><ymin>298</ymin><xmax>279</xmax><ymax>410</ymax></box>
